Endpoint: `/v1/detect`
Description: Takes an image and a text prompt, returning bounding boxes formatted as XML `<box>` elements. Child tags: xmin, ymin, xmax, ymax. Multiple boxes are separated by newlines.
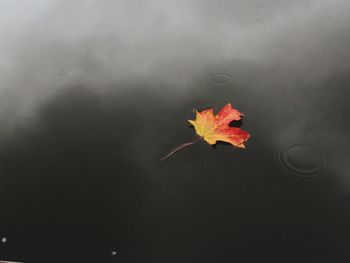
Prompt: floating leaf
<box><xmin>160</xmin><ymin>103</ymin><xmax>250</xmax><ymax>161</ymax></box>
<box><xmin>188</xmin><ymin>103</ymin><xmax>250</xmax><ymax>148</ymax></box>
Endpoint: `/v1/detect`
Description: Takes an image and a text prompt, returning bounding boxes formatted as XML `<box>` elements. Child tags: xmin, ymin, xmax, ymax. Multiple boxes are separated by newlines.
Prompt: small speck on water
<box><xmin>1</xmin><ymin>237</ymin><xmax>7</xmax><ymax>243</ymax></box>
<box><xmin>111</xmin><ymin>251</ymin><xmax>117</xmax><ymax>256</ymax></box>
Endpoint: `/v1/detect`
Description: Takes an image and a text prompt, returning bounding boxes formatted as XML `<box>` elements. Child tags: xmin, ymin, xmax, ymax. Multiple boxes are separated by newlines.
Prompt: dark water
<box><xmin>1</xmin><ymin>1</ymin><xmax>350</xmax><ymax>262</ymax></box>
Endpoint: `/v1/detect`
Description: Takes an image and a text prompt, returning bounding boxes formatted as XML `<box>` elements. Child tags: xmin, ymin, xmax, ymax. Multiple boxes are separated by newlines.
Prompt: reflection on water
<box><xmin>0</xmin><ymin>0</ymin><xmax>350</xmax><ymax>262</ymax></box>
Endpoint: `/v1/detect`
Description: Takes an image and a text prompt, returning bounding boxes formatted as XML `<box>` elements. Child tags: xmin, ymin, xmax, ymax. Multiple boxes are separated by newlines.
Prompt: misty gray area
<box><xmin>0</xmin><ymin>0</ymin><xmax>350</xmax><ymax>262</ymax></box>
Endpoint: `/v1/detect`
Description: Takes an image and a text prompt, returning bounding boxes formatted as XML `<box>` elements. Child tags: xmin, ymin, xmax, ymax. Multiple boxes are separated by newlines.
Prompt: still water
<box><xmin>0</xmin><ymin>0</ymin><xmax>350</xmax><ymax>262</ymax></box>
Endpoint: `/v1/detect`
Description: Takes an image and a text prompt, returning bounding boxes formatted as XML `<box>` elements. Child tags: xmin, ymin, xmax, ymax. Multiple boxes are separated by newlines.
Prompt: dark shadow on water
<box><xmin>0</xmin><ymin>67</ymin><xmax>349</xmax><ymax>262</ymax></box>
<box><xmin>229</xmin><ymin>117</ymin><xmax>243</xmax><ymax>128</ymax></box>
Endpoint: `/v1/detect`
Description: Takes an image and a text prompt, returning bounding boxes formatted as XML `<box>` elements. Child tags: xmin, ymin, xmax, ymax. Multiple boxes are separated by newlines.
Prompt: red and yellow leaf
<box><xmin>188</xmin><ymin>103</ymin><xmax>250</xmax><ymax>148</ymax></box>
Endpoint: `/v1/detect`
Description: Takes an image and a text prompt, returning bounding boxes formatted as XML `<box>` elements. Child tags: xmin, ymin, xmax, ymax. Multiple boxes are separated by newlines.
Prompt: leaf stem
<box><xmin>160</xmin><ymin>136</ymin><xmax>203</xmax><ymax>161</ymax></box>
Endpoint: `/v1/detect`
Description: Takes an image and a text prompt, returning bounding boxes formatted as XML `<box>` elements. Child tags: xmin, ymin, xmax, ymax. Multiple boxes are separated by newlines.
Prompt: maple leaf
<box><xmin>160</xmin><ymin>103</ymin><xmax>250</xmax><ymax>161</ymax></box>
<box><xmin>188</xmin><ymin>103</ymin><xmax>250</xmax><ymax>148</ymax></box>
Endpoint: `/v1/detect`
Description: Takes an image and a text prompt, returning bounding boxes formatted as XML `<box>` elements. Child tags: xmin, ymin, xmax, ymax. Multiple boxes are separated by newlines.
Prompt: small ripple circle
<box><xmin>209</xmin><ymin>72</ymin><xmax>232</xmax><ymax>84</ymax></box>
<box><xmin>275</xmin><ymin>142</ymin><xmax>326</xmax><ymax>178</ymax></box>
